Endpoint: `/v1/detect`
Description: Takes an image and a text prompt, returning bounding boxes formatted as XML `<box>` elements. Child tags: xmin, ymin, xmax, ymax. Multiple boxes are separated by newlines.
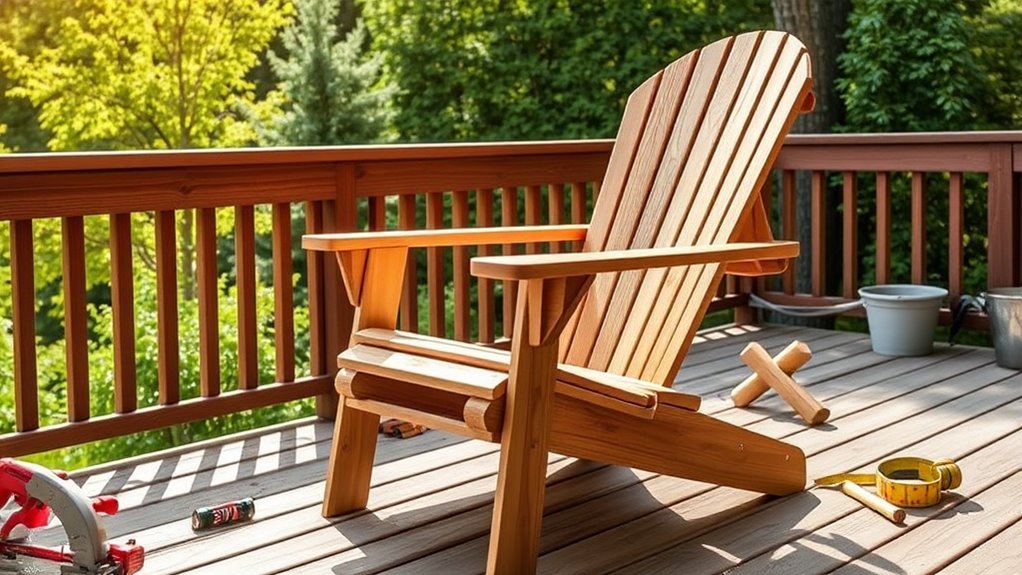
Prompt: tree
<box><xmin>264</xmin><ymin>0</ymin><xmax>393</xmax><ymax>146</ymax></box>
<box><xmin>4</xmin><ymin>0</ymin><xmax>291</xmax><ymax>150</ymax></box>
<box><xmin>770</xmin><ymin>0</ymin><xmax>851</xmax><ymax>324</ymax></box>
<box><xmin>365</xmin><ymin>0</ymin><xmax>773</xmax><ymax>142</ymax></box>
<box><xmin>836</xmin><ymin>0</ymin><xmax>999</xmax><ymax>297</ymax></box>
<box><xmin>0</xmin><ymin>1</ymin><xmax>304</xmax><ymax>469</ymax></box>
<box><xmin>838</xmin><ymin>0</ymin><xmax>983</xmax><ymax>132</ymax></box>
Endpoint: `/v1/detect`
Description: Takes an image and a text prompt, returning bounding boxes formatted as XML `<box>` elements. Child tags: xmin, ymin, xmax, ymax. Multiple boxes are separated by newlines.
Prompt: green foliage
<box><xmin>264</xmin><ymin>0</ymin><xmax>393</xmax><ymax>145</ymax></box>
<box><xmin>834</xmin><ymin>0</ymin><xmax>1015</xmax><ymax>302</ymax></box>
<box><xmin>364</xmin><ymin>0</ymin><xmax>772</xmax><ymax>142</ymax></box>
<box><xmin>968</xmin><ymin>0</ymin><xmax>1022</xmax><ymax>128</ymax></box>
<box><xmin>837</xmin><ymin>0</ymin><xmax>985</xmax><ymax>132</ymax></box>
<box><xmin>3</xmin><ymin>0</ymin><xmax>292</xmax><ymax>150</ymax></box>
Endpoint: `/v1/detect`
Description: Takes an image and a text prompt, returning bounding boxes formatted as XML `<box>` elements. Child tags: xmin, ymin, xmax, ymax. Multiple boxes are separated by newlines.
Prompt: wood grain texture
<box><xmin>452</xmin><ymin>191</ymin><xmax>471</xmax><ymax>341</ymax></box>
<box><xmin>273</xmin><ymin>203</ymin><xmax>296</xmax><ymax>383</ymax></box>
<box><xmin>305</xmin><ymin>201</ymin><xmax>327</xmax><ymax>375</ymax></box>
<box><xmin>876</xmin><ymin>171</ymin><xmax>891</xmax><ymax>285</ymax></box>
<box><xmin>988</xmin><ymin>144</ymin><xmax>1017</xmax><ymax>288</ymax></box>
<box><xmin>810</xmin><ymin>170</ymin><xmax>826</xmax><ymax>296</ymax></box>
<box><xmin>155</xmin><ymin>210</ymin><xmax>180</xmax><ymax>405</ymax></box>
<box><xmin>303</xmin><ymin>224</ymin><xmax>587</xmax><ymax>251</ymax></box>
<box><xmin>547</xmin><ymin>183</ymin><xmax>565</xmax><ymax>253</ymax></box>
<box><xmin>842</xmin><ymin>171</ymin><xmax>858</xmax><ymax>299</ymax></box>
<box><xmin>62</xmin><ymin>216</ymin><xmax>89</xmax><ymax>422</ymax></box>
<box><xmin>0</xmin><ymin>376</ymin><xmax>332</xmax><ymax>458</ymax></box>
<box><xmin>501</xmin><ymin>186</ymin><xmax>519</xmax><ymax>339</ymax></box>
<box><xmin>110</xmin><ymin>212</ymin><xmax>137</xmax><ymax>412</ymax></box>
<box><xmin>476</xmin><ymin>189</ymin><xmax>496</xmax><ymax>342</ymax></box>
<box><xmin>524</xmin><ymin>185</ymin><xmax>542</xmax><ymax>255</ymax></box>
<box><xmin>781</xmin><ymin>169</ymin><xmax>796</xmax><ymax>293</ymax></box>
<box><xmin>472</xmin><ymin>242</ymin><xmax>799</xmax><ymax>280</ymax></box>
<box><xmin>338</xmin><ymin>344</ymin><xmax>508</xmax><ymax>399</ymax></box>
<box><xmin>235</xmin><ymin>205</ymin><xmax>259</xmax><ymax>390</ymax></box>
<box><xmin>397</xmin><ymin>194</ymin><xmax>419</xmax><ymax>333</ymax></box>
<box><xmin>321</xmin><ymin>397</ymin><xmax>381</xmax><ymax>516</ymax></box>
<box><xmin>911</xmin><ymin>171</ymin><xmax>927</xmax><ymax>285</ymax></box>
<box><xmin>426</xmin><ymin>192</ymin><xmax>446</xmax><ymax>338</ymax></box>
<box><xmin>949</xmin><ymin>172</ymin><xmax>964</xmax><ymax>303</ymax></box>
<box><xmin>10</xmin><ymin>220</ymin><xmax>38</xmax><ymax>432</ymax></box>
<box><xmin>196</xmin><ymin>207</ymin><xmax>220</xmax><ymax>398</ymax></box>
<box><xmin>487</xmin><ymin>287</ymin><xmax>560</xmax><ymax>575</ymax></box>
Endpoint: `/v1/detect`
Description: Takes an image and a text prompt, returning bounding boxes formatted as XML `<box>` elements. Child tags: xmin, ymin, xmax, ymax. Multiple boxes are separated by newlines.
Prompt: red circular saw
<box><xmin>0</xmin><ymin>458</ymin><xmax>144</xmax><ymax>574</ymax></box>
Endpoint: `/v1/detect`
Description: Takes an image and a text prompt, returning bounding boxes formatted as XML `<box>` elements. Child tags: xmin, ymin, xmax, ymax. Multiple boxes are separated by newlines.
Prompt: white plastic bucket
<box><xmin>859</xmin><ymin>285</ymin><xmax>948</xmax><ymax>356</ymax></box>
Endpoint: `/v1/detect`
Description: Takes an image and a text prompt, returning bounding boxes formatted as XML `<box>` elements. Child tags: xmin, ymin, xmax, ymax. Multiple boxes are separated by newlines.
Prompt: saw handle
<box><xmin>92</xmin><ymin>495</ymin><xmax>119</xmax><ymax>516</ymax></box>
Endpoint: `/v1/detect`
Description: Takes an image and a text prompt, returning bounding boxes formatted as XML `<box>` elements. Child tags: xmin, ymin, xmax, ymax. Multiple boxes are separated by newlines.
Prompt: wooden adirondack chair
<box><xmin>303</xmin><ymin>30</ymin><xmax>814</xmax><ymax>574</ymax></box>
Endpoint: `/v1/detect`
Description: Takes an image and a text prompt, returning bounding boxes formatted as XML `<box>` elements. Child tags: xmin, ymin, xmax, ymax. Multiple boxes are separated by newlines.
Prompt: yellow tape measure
<box><xmin>815</xmin><ymin>457</ymin><xmax>962</xmax><ymax>508</ymax></box>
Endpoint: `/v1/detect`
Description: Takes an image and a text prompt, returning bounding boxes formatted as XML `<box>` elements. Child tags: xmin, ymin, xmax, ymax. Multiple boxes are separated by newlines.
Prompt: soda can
<box><xmin>191</xmin><ymin>497</ymin><xmax>256</xmax><ymax>530</ymax></box>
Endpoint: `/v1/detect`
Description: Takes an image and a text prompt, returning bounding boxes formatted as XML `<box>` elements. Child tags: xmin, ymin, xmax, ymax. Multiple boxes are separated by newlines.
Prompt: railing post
<box><xmin>988</xmin><ymin>143</ymin><xmax>1019</xmax><ymax>288</ymax></box>
<box><xmin>317</xmin><ymin>163</ymin><xmax>359</xmax><ymax>419</ymax></box>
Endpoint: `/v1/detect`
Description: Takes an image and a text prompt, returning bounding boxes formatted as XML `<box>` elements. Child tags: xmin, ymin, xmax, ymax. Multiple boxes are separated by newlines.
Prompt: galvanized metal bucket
<box><xmin>983</xmin><ymin>287</ymin><xmax>1022</xmax><ymax>369</ymax></box>
<box><xmin>859</xmin><ymin>285</ymin><xmax>948</xmax><ymax>356</ymax></box>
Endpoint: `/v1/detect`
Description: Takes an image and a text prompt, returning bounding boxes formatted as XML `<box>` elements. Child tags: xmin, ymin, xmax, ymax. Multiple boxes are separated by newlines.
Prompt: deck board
<box><xmin>45</xmin><ymin>324</ymin><xmax>1022</xmax><ymax>575</ymax></box>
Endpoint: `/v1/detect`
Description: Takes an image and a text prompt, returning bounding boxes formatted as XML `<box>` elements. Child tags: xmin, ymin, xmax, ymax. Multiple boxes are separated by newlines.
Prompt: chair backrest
<box><xmin>559</xmin><ymin>31</ymin><xmax>813</xmax><ymax>386</ymax></box>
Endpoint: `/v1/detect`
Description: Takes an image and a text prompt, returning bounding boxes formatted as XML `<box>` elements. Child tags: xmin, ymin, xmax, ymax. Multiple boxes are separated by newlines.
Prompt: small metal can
<box><xmin>191</xmin><ymin>497</ymin><xmax>256</xmax><ymax>530</ymax></box>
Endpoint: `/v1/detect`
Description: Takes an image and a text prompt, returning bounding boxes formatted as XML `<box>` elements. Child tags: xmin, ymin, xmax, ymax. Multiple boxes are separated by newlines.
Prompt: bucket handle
<box><xmin>949</xmin><ymin>294</ymin><xmax>986</xmax><ymax>344</ymax></box>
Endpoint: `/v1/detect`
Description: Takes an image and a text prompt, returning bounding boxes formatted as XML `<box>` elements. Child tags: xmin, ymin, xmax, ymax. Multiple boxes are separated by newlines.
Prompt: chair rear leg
<box><xmin>322</xmin><ymin>397</ymin><xmax>381</xmax><ymax>517</ymax></box>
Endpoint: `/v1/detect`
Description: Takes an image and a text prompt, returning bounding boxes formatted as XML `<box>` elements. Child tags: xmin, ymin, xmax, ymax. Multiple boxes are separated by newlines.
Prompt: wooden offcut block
<box><xmin>739</xmin><ymin>342</ymin><xmax>830</xmax><ymax>425</ymax></box>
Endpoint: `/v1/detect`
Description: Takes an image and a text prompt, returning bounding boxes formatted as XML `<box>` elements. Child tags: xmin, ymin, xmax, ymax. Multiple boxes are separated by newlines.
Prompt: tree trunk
<box><xmin>770</xmin><ymin>0</ymin><xmax>851</xmax><ymax>326</ymax></box>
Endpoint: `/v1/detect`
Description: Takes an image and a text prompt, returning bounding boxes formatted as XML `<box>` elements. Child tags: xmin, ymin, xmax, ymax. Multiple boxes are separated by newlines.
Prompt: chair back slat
<box><xmin>561</xmin><ymin>31</ymin><xmax>812</xmax><ymax>386</ymax></box>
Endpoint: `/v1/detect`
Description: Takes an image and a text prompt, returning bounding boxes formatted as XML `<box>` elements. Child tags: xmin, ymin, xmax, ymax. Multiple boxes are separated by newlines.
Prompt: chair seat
<box><xmin>341</xmin><ymin>329</ymin><xmax>701</xmax><ymax>419</ymax></box>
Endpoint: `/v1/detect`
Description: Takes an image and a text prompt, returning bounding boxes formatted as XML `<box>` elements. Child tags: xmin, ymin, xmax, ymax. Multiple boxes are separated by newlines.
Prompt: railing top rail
<box><xmin>784</xmin><ymin>131</ymin><xmax>1022</xmax><ymax>146</ymax></box>
<box><xmin>0</xmin><ymin>139</ymin><xmax>617</xmax><ymax>175</ymax></box>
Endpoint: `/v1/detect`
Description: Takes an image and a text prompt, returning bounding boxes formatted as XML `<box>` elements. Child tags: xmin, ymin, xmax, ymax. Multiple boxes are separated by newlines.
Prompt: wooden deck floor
<box><xmin>40</xmin><ymin>324</ymin><xmax>1022</xmax><ymax>574</ymax></box>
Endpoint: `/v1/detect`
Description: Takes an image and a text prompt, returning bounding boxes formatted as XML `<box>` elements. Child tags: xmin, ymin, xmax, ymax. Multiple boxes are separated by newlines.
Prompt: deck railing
<box><xmin>1</xmin><ymin>132</ymin><xmax>1020</xmax><ymax>457</ymax></box>
<box><xmin>760</xmin><ymin>132</ymin><xmax>1022</xmax><ymax>326</ymax></box>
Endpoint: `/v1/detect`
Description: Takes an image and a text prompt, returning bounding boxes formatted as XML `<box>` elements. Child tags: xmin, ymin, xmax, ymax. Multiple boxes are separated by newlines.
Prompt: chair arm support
<box><xmin>302</xmin><ymin>225</ymin><xmax>589</xmax><ymax>252</ymax></box>
<box><xmin>470</xmin><ymin>241</ymin><xmax>799</xmax><ymax>280</ymax></box>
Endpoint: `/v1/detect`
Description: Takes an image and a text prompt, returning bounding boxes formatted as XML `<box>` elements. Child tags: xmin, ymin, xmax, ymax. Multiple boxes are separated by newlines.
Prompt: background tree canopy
<box><xmin>0</xmin><ymin>0</ymin><xmax>1020</xmax><ymax>469</ymax></box>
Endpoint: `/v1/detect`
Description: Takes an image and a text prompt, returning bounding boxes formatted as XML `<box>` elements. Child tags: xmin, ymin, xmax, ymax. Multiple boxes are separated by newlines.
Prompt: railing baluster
<box><xmin>452</xmin><ymin>190</ymin><xmax>471</xmax><ymax>341</ymax></box>
<box><xmin>476</xmin><ymin>188</ymin><xmax>495</xmax><ymax>343</ymax></box>
<box><xmin>525</xmin><ymin>184</ymin><xmax>542</xmax><ymax>255</ymax></box>
<box><xmin>810</xmin><ymin>171</ymin><xmax>826</xmax><ymax>296</ymax></box>
<box><xmin>235</xmin><ymin>205</ymin><xmax>258</xmax><ymax>390</ymax></box>
<box><xmin>781</xmin><ymin>170</ymin><xmax>795</xmax><ymax>294</ymax></box>
<box><xmin>548</xmin><ymin>183</ymin><xmax>565</xmax><ymax>254</ymax></box>
<box><xmin>570</xmin><ymin>182</ymin><xmax>587</xmax><ymax>252</ymax></box>
<box><xmin>842</xmin><ymin>171</ymin><xmax>858</xmax><ymax>299</ymax></box>
<box><xmin>273</xmin><ymin>203</ymin><xmax>296</xmax><ymax>383</ymax></box>
<box><xmin>876</xmin><ymin>172</ymin><xmax>891</xmax><ymax>285</ymax></box>
<box><xmin>398</xmin><ymin>194</ymin><xmax>419</xmax><ymax>332</ymax></box>
<box><xmin>426</xmin><ymin>192</ymin><xmax>445</xmax><ymax>338</ymax></box>
<box><xmin>987</xmin><ymin>143</ymin><xmax>1017</xmax><ymax>288</ymax></box>
<box><xmin>949</xmin><ymin>173</ymin><xmax>964</xmax><ymax>304</ymax></box>
<box><xmin>501</xmin><ymin>186</ymin><xmax>519</xmax><ymax>338</ymax></box>
<box><xmin>369</xmin><ymin>196</ymin><xmax>386</xmax><ymax>231</ymax></box>
<box><xmin>196</xmin><ymin>207</ymin><xmax>220</xmax><ymax>397</ymax></box>
<box><xmin>155</xmin><ymin>210</ymin><xmax>180</xmax><ymax>405</ymax></box>
<box><xmin>911</xmin><ymin>172</ymin><xmax>926</xmax><ymax>284</ymax></box>
<box><xmin>110</xmin><ymin>213</ymin><xmax>137</xmax><ymax>412</ymax></box>
<box><xmin>305</xmin><ymin>201</ymin><xmax>326</xmax><ymax>375</ymax></box>
<box><xmin>62</xmin><ymin>216</ymin><xmax>89</xmax><ymax>422</ymax></box>
<box><xmin>10</xmin><ymin>220</ymin><xmax>38</xmax><ymax>431</ymax></box>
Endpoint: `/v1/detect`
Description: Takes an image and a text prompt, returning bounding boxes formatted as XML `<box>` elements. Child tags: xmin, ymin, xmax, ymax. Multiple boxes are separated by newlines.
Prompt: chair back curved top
<box><xmin>561</xmin><ymin>30</ymin><xmax>813</xmax><ymax>386</ymax></box>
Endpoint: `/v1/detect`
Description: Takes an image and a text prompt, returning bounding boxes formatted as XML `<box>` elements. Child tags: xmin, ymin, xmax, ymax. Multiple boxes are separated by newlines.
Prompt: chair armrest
<box><xmin>470</xmin><ymin>241</ymin><xmax>799</xmax><ymax>280</ymax></box>
<box><xmin>302</xmin><ymin>225</ymin><xmax>588</xmax><ymax>252</ymax></box>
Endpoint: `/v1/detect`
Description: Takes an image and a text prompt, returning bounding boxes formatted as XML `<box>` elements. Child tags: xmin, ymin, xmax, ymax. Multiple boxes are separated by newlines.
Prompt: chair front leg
<box><xmin>322</xmin><ymin>246</ymin><xmax>407</xmax><ymax>518</ymax></box>
<box><xmin>486</xmin><ymin>282</ymin><xmax>561</xmax><ymax>575</ymax></box>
